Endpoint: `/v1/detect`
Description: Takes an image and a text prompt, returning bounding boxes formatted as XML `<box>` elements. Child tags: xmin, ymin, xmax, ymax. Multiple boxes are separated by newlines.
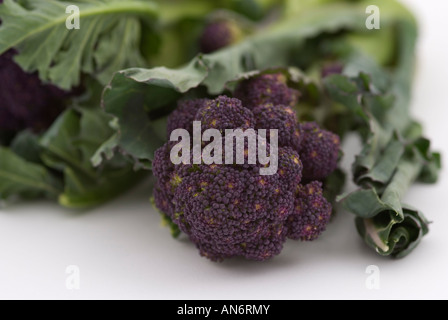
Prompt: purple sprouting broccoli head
<box><xmin>199</xmin><ymin>20</ymin><xmax>242</xmax><ymax>54</ymax></box>
<box><xmin>0</xmin><ymin>50</ymin><xmax>72</xmax><ymax>138</ymax></box>
<box><xmin>234</xmin><ymin>73</ymin><xmax>300</xmax><ymax>110</ymax></box>
<box><xmin>154</xmin><ymin>95</ymin><xmax>339</xmax><ymax>261</ymax></box>
<box><xmin>299</xmin><ymin>122</ymin><xmax>340</xmax><ymax>181</ymax></box>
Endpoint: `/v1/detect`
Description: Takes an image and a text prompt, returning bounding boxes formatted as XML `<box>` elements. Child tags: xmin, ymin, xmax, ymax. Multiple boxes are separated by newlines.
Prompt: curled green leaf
<box><xmin>355</xmin><ymin>206</ymin><xmax>429</xmax><ymax>258</ymax></box>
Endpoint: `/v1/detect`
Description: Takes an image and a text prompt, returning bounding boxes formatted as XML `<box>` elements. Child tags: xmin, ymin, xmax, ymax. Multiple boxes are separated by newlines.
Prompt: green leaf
<box><xmin>323</xmin><ymin>168</ymin><xmax>346</xmax><ymax>213</ymax></box>
<box><xmin>0</xmin><ymin>147</ymin><xmax>62</xmax><ymax>200</ymax></box>
<box><xmin>76</xmin><ymin>107</ymin><xmax>117</xmax><ymax>166</ymax></box>
<box><xmin>59</xmin><ymin>165</ymin><xmax>144</xmax><ymax>208</ymax></box>
<box><xmin>91</xmin><ymin>132</ymin><xmax>120</xmax><ymax>167</ymax></box>
<box><xmin>331</xmin><ymin>72</ymin><xmax>441</xmax><ymax>257</ymax></box>
<box><xmin>413</xmin><ymin>137</ymin><xmax>442</xmax><ymax>184</ymax></box>
<box><xmin>201</xmin><ymin>4</ymin><xmax>367</xmax><ymax>95</ymax></box>
<box><xmin>40</xmin><ymin>109</ymin><xmax>92</xmax><ymax>176</ymax></box>
<box><xmin>39</xmin><ymin>107</ymin><xmax>145</xmax><ymax>208</ymax></box>
<box><xmin>10</xmin><ymin>130</ymin><xmax>43</xmax><ymax>164</ymax></box>
<box><xmin>99</xmin><ymin>57</ymin><xmax>208</xmax><ymax>166</ymax></box>
<box><xmin>324</xmin><ymin>73</ymin><xmax>415</xmax><ymax>186</ymax></box>
<box><xmin>0</xmin><ymin>0</ymin><xmax>158</xmax><ymax>89</ymax></box>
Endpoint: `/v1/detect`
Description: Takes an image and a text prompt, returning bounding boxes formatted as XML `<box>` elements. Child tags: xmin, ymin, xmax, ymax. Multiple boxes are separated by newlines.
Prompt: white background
<box><xmin>0</xmin><ymin>0</ymin><xmax>447</xmax><ymax>300</ymax></box>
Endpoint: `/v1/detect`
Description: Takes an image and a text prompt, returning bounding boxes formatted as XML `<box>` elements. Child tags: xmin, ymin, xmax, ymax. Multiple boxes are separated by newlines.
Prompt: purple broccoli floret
<box><xmin>199</xmin><ymin>20</ymin><xmax>242</xmax><ymax>54</ymax></box>
<box><xmin>253</xmin><ymin>103</ymin><xmax>302</xmax><ymax>151</ymax></box>
<box><xmin>169</xmin><ymin>146</ymin><xmax>302</xmax><ymax>261</ymax></box>
<box><xmin>234</xmin><ymin>73</ymin><xmax>300</xmax><ymax>110</ymax></box>
<box><xmin>0</xmin><ymin>50</ymin><xmax>71</xmax><ymax>137</ymax></box>
<box><xmin>287</xmin><ymin>181</ymin><xmax>332</xmax><ymax>241</ymax></box>
<box><xmin>167</xmin><ymin>99</ymin><xmax>206</xmax><ymax>137</ymax></box>
<box><xmin>195</xmin><ymin>95</ymin><xmax>255</xmax><ymax>132</ymax></box>
<box><xmin>299</xmin><ymin>122</ymin><xmax>340</xmax><ymax>181</ymax></box>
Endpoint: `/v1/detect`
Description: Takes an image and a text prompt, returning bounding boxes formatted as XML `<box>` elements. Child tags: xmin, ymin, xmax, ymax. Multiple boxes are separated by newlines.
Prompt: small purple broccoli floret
<box><xmin>195</xmin><ymin>96</ymin><xmax>255</xmax><ymax>132</ymax></box>
<box><xmin>287</xmin><ymin>181</ymin><xmax>332</xmax><ymax>241</ymax></box>
<box><xmin>299</xmin><ymin>122</ymin><xmax>340</xmax><ymax>181</ymax></box>
<box><xmin>277</xmin><ymin>146</ymin><xmax>303</xmax><ymax>188</ymax></box>
<box><xmin>199</xmin><ymin>20</ymin><xmax>242</xmax><ymax>54</ymax></box>
<box><xmin>234</xmin><ymin>73</ymin><xmax>300</xmax><ymax>110</ymax></box>
<box><xmin>0</xmin><ymin>50</ymin><xmax>71</xmax><ymax>136</ymax></box>
<box><xmin>167</xmin><ymin>99</ymin><xmax>207</xmax><ymax>137</ymax></box>
<box><xmin>253</xmin><ymin>103</ymin><xmax>302</xmax><ymax>151</ymax></box>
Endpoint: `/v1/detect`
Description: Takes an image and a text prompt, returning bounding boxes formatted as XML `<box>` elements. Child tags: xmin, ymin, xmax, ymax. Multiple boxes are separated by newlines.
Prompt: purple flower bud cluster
<box><xmin>234</xmin><ymin>73</ymin><xmax>300</xmax><ymax>110</ymax></box>
<box><xmin>0</xmin><ymin>50</ymin><xmax>71</xmax><ymax>137</ymax></box>
<box><xmin>195</xmin><ymin>96</ymin><xmax>255</xmax><ymax>132</ymax></box>
<box><xmin>153</xmin><ymin>73</ymin><xmax>340</xmax><ymax>261</ymax></box>
<box><xmin>288</xmin><ymin>181</ymin><xmax>332</xmax><ymax>241</ymax></box>
<box><xmin>253</xmin><ymin>103</ymin><xmax>302</xmax><ymax>151</ymax></box>
<box><xmin>199</xmin><ymin>20</ymin><xmax>242</xmax><ymax>54</ymax></box>
<box><xmin>299</xmin><ymin>122</ymin><xmax>340</xmax><ymax>181</ymax></box>
<box><xmin>321</xmin><ymin>63</ymin><xmax>344</xmax><ymax>78</ymax></box>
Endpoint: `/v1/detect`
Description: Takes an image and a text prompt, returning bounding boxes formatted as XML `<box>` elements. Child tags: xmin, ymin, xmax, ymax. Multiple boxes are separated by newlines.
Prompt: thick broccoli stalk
<box><xmin>154</xmin><ymin>95</ymin><xmax>340</xmax><ymax>261</ymax></box>
<box><xmin>300</xmin><ymin>122</ymin><xmax>340</xmax><ymax>181</ymax></box>
<box><xmin>234</xmin><ymin>73</ymin><xmax>300</xmax><ymax>110</ymax></box>
<box><xmin>0</xmin><ymin>50</ymin><xmax>71</xmax><ymax>139</ymax></box>
<box><xmin>199</xmin><ymin>20</ymin><xmax>243</xmax><ymax>54</ymax></box>
<box><xmin>253</xmin><ymin>103</ymin><xmax>302</xmax><ymax>151</ymax></box>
